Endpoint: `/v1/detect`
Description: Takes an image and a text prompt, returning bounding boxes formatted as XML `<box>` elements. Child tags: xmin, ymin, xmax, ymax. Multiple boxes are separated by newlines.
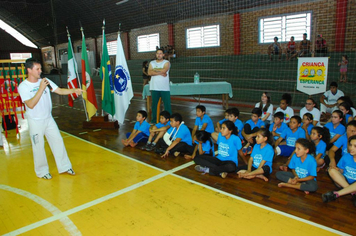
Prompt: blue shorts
<box><xmin>126</xmin><ymin>132</ymin><xmax>148</xmax><ymax>143</ymax></box>
<box><xmin>279</xmin><ymin>145</ymin><xmax>295</xmax><ymax>157</ymax></box>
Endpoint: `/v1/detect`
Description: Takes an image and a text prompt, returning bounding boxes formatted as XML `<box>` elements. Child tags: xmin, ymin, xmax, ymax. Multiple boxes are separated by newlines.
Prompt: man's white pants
<box><xmin>27</xmin><ymin>116</ymin><xmax>72</xmax><ymax>177</ymax></box>
<box><xmin>320</xmin><ymin>102</ymin><xmax>337</xmax><ymax>114</ymax></box>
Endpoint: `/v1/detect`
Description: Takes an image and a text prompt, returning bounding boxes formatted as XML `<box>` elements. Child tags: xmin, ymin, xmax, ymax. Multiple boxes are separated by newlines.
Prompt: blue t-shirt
<box><xmin>194</xmin><ymin>140</ymin><xmax>214</xmax><ymax>155</ymax></box>
<box><xmin>251</xmin><ymin>143</ymin><xmax>274</xmax><ymax>173</ymax></box>
<box><xmin>155</xmin><ymin>121</ymin><xmax>170</xmax><ymax>129</ymax></box>
<box><xmin>345</xmin><ymin>114</ymin><xmax>352</xmax><ymax>123</ymax></box>
<box><xmin>315</xmin><ymin>140</ymin><xmax>327</xmax><ymax>159</ymax></box>
<box><xmin>334</xmin><ymin>134</ymin><xmax>348</xmax><ymax>156</ymax></box>
<box><xmin>167</xmin><ymin>124</ymin><xmax>193</xmax><ymax>146</ymax></box>
<box><xmin>134</xmin><ymin>120</ymin><xmax>150</xmax><ymax>136</ymax></box>
<box><xmin>280</xmin><ymin>127</ymin><xmax>306</xmax><ymax>147</ymax></box>
<box><xmin>324</xmin><ymin>122</ymin><xmax>345</xmax><ymax>140</ymax></box>
<box><xmin>195</xmin><ymin>114</ymin><xmax>214</xmax><ymax>133</ymax></box>
<box><xmin>217</xmin><ymin>133</ymin><xmax>242</xmax><ymax>166</ymax></box>
<box><xmin>269</xmin><ymin>122</ymin><xmax>288</xmax><ymax>140</ymax></box>
<box><xmin>234</xmin><ymin>119</ymin><xmax>244</xmax><ymax>139</ymax></box>
<box><xmin>219</xmin><ymin>118</ymin><xmax>228</xmax><ymax>124</ymax></box>
<box><xmin>337</xmin><ymin>153</ymin><xmax>356</xmax><ymax>184</ymax></box>
<box><xmin>245</xmin><ymin>119</ymin><xmax>265</xmax><ymax>130</ymax></box>
<box><xmin>301</xmin><ymin>123</ymin><xmax>314</xmax><ymax>135</ymax></box>
<box><xmin>288</xmin><ymin>153</ymin><xmax>317</xmax><ymax>180</ymax></box>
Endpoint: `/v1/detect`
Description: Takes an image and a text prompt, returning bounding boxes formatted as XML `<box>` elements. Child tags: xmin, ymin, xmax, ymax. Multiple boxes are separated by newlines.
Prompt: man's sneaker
<box><xmin>67</xmin><ymin>168</ymin><xmax>75</xmax><ymax>175</ymax></box>
<box><xmin>146</xmin><ymin>144</ymin><xmax>156</xmax><ymax>151</ymax></box>
<box><xmin>194</xmin><ymin>165</ymin><xmax>209</xmax><ymax>173</ymax></box>
<box><xmin>322</xmin><ymin>191</ymin><xmax>337</xmax><ymax>203</ymax></box>
<box><xmin>41</xmin><ymin>173</ymin><xmax>52</xmax><ymax>179</ymax></box>
<box><xmin>351</xmin><ymin>194</ymin><xmax>356</xmax><ymax>207</ymax></box>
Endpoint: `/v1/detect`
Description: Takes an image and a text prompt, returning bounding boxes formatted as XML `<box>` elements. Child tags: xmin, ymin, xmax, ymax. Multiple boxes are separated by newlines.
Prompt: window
<box><xmin>107</xmin><ymin>40</ymin><xmax>117</xmax><ymax>55</ymax></box>
<box><xmin>186</xmin><ymin>25</ymin><xmax>220</xmax><ymax>48</ymax></box>
<box><xmin>137</xmin><ymin>33</ymin><xmax>159</xmax><ymax>52</ymax></box>
<box><xmin>10</xmin><ymin>53</ymin><xmax>32</xmax><ymax>60</ymax></box>
<box><xmin>259</xmin><ymin>12</ymin><xmax>311</xmax><ymax>43</ymax></box>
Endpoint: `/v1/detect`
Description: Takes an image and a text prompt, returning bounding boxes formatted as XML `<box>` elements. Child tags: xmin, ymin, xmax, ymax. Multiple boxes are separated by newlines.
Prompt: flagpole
<box><xmin>101</xmin><ymin>19</ymin><xmax>105</xmax><ymax>117</ymax></box>
<box><xmin>80</xmin><ymin>26</ymin><xmax>91</xmax><ymax>121</ymax></box>
<box><xmin>67</xmin><ymin>27</ymin><xmax>88</xmax><ymax>121</ymax></box>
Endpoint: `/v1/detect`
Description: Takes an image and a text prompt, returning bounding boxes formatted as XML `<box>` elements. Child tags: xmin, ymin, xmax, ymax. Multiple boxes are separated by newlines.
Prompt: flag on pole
<box><xmin>81</xmin><ymin>28</ymin><xmax>98</xmax><ymax>119</ymax></box>
<box><xmin>113</xmin><ymin>33</ymin><xmax>133</xmax><ymax>124</ymax></box>
<box><xmin>67</xmin><ymin>31</ymin><xmax>79</xmax><ymax>107</ymax></box>
<box><xmin>100</xmin><ymin>22</ymin><xmax>115</xmax><ymax>116</ymax></box>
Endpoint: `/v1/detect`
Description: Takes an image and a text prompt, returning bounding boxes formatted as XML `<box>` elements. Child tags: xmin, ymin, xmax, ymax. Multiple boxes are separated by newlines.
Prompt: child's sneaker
<box><xmin>66</xmin><ymin>168</ymin><xmax>75</xmax><ymax>175</ymax></box>
<box><xmin>322</xmin><ymin>191</ymin><xmax>337</xmax><ymax>203</ymax></box>
<box><xmin>146</xmin><ymin>144</ymin><xmax>156</xmax><ymax>151</ymax></box>
<box><xmin>41</xmin><ymin>173</ymin><xmax>52</xmax><ymax>179</ymax></box>
<box><xmin>194</xmin><ymin>165</ymin><xmax>209</xmax><ymax>174</ymax></box>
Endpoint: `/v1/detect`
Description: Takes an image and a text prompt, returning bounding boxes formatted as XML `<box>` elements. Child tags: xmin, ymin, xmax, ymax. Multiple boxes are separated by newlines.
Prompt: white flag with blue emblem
<box><xmin>113</xmin><ymin>33</ymin><xmax>133</xmax><ymax>124</ymax></box>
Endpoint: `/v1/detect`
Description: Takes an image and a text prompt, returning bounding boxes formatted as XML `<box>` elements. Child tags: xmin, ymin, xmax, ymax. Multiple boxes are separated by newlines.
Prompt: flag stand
<box><xmin>82</xmin><ymin>114</ymin><xmax>119</xmax><ymax>129</ymax></box>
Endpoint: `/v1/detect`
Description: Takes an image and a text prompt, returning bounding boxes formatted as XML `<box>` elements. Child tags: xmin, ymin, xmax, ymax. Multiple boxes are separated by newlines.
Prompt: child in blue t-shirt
<box><xmin>191</xmin><ymin>105</ymin><xmax>214</xmax><ymax>143</ymax></box>
<box><xmin>276</xmin><ymin>138</ymin><xmax>318</xmax><ymax>194</ymax></box>
<box><xmin>275</xmin><ymin>116</ymin><xmax>306</xmax><ymax>157</ymax></box>
<box><xmin>237</xmin><ymin>128</ymin><xmax>275</xmax><ymax>181</ymax></box>
<box><xmin>212</xmin><ymin>107</ymin><xmax>244</xmax><ymax>142</ymax></box>
<box><xmin>269</xmin><ymin>112</ymin><xmax>288</xmax><ymax>140</ymax></box>
<box><xmin>301</xmin><ymin>113</ymin><xmax>314</xmax><ymax>140</ymax></box>
<box><xmin>324</xmin><ymin>110</ymin><xmax>345</xmax><ymax>149</ymax></box>
<box><xmin>143</xmin><ymin>111</ymin><xmax>171</xmax><ymax>151</ymax></box>
<box><xmin>194</xmin><ymin>120</ymin><xmax>243</xmax><ymax>178</ymax></box>
<box><xmin>310</xmin><ymin>127</ymin><xmax>330</xmax><ymax>171</ymax></box>
<box><xmin>122</xmin><ymin>110</ymin><xmax>151</xmax><ymax>147</ymax></box>
<box><xmin>242</xmin><ymin>108</ymin><xmax>265</xmax><ymax>155</ymax></box>
<box><xmin>215</xmin><ymin>108</ymin><xmax>229</xmax><ymax>132</ymax></box>
<box><xmin>326</xmin><ymin>120</ymin><xmax>356</xmax><ymax>168</ymax></box>
<box><xmin>156</xmin><ymin>113</ymin><xmax>193</xmax><ymax>158</ymax></box>
<box><xmin>326</xmin><ymin>135</ymin><xmax>356</xmax><ymax>205</ymax></box>
<box><xmin>184</xmin><ymin>131</ymin><xmax>214</xmax><ymax>160</ymax></box>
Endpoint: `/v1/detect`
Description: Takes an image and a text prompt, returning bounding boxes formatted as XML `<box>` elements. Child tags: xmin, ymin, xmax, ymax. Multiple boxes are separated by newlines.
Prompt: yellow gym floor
<box><xmin>0</xmin><ymin>130</ymin><xmax>346</xmax><ymax>235</ymax></box>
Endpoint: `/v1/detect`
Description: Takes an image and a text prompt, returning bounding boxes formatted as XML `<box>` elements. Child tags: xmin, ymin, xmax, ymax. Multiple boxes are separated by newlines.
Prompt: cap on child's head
<box><xmin>274</xmin><ymin>111</ymin><xmax>284</xmax><ymax>120</ymax></box>
<box><xmin>252</xmin><ymin>108</ymin><xmax>262</xmax><ymax>117</ymax></box>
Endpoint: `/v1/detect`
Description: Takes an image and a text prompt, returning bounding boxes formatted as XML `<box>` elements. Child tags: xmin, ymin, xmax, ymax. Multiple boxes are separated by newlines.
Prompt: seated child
<box><xmin>215</xmin><ymin>109</ymin><xmax>230</xmax><ymax>132</ymax></box>
<box><xmin>301</xmin><ymin>113</ymin><xmax>314</xmax><ymax>140</ymax></box>
<box><xmin>327</xmin><ymin>120</ymin><xmax>356</xmax><ymax>168</ymax></box>
<box><xmin>324</xmin><ymin>110</ymin><xmax>345</xmax><ymax>149</ymax></box>
<box><xmin>276</xmin><ymin>138</ymin><xmax>318</xmax><ymax>194</ymax></box>
<box><xmin>237</xmin><ymin>128</ymin><xmax>274</xmax><ymax>181</ymax></box>
<box><xmin>143</xmin><ymin>111</ymin><xmax>171</xmax><ymax>151</ymax></box>
<box><xmin>269</xmin><ymin>112</ymin><xmax>288</xmax><ymax>140</ymax></box>
<box><xmin>242</xmin><ymin>108</ymin><xmax>265</xmax><ymax>154</ymax></box>
<box><xmin>274</xmin><ymin>93</ymin><xmax>294</xmax><ymax>123</ymax></box>
<box><xmin>310</xmin><ymin>127</ymin><xmax>330</xmax><ymax>171</ymax></box>
<box><xmin>255</xmin><ymin>92</ymin><xmax>273</xmax><ymax>126</ymax></box>
<box><xmin>194</xmin><ymin>120</ymin><xmax>242</xmax><ymax>178</ymax></box>
<box><xmin>275</xmin><ymin>115</ymin><xmax>306</xmax><ymax>158</ymax></box>
<box><xmin>184</xmin><ymin>131</ymin><xmax>214</xmax><ymax>160</ymax></box>
<box><xmin>156</xmin><ymin>113</ymin><xmax>193</xmax><ymax>158</ymax></box>
<box><xmin>322</xmin><ymin>181</ymin><xmax>356</xmax><ymax>206</ymax></box>
<box><xmin>325</xmin><ymin>135</ymin><xmax>356</xmax><ymax>205</ymax></box>
<box><xmin>285</xmin><ymin>36</ymin><xmax>297</xmax><ymax>61</ymax></box>
<box><xmin>191</xmin><ymin>105</ymin><xmax>214</xmax><ymax>143</ymax></box>
<box><xmin>338</xmin><ymin>102</ymin><xmax>353</xmax><ymax>124</ymax></box>
<box><xmin>122</xmin><ymin>110</ymin><xmax>150</xmax><ymax>147</ymax></box>
<box><xmin>212</xmin><ymin>107</ymin><xmax>243</xmax><ymax>142</ymax></box>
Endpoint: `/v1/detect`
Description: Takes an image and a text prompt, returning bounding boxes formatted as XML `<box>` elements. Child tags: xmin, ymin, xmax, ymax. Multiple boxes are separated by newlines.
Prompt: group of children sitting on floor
<box><xmin>121</xmin><ymin>90</ymin><xmax>356</xmax><ymax>207</ymax></box>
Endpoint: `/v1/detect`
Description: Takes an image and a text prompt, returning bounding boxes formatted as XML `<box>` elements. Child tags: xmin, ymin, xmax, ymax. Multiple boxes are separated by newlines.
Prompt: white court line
<box><xmin>171</xmin><ymin>173</ymin><xmax>349</xmax><ymax>236</ymax></box>
<box><xmin>0</xmin><ymin>185</ymin><xmax>82</xmax><ymax>236</ymax></box>
<box><xmin>4</xmin><ymin>131</ymin><xmax>348</xmax><ymax>235</ymax></box>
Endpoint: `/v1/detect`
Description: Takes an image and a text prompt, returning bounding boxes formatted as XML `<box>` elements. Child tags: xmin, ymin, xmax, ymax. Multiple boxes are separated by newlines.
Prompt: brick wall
<box><xmin>129</xmin><ymin>24</ymin><xmax>169</xmax><ymax>60</ymax></box>
<box><xmin>345</xmin><ymin>0</ymin><xmax>356</xmax><ymax>51</ymax></box>
<box><xmin>240</xmin><ymin>0</ymin><xmax>337</xmax><ymax>55</ymax></box>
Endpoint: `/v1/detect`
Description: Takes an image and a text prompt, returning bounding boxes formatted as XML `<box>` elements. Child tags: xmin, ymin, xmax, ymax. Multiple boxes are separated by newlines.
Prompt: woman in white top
<box><xmin>255</xmin><ymin>92</ymin><xmax>273</xmax><ymax>126</ymax></box>
<box><xmin>300</xmin><ymin>98</ymin><xmax>321</xmax><ymax>126</ymax></box>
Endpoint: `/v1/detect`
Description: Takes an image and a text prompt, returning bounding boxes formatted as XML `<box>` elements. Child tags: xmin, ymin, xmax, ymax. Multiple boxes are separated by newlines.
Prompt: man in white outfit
<box><xmin>18</xmin><ymin>58</ymin><xmax>82</xmax><ymax>179</ymax></box>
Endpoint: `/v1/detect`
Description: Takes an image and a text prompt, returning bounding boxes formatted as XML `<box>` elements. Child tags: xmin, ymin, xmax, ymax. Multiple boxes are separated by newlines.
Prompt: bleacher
<box><xmin>127</xmin><ymin>52</ymin><xmax>355</xmax><ymax>108</ymax></box>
